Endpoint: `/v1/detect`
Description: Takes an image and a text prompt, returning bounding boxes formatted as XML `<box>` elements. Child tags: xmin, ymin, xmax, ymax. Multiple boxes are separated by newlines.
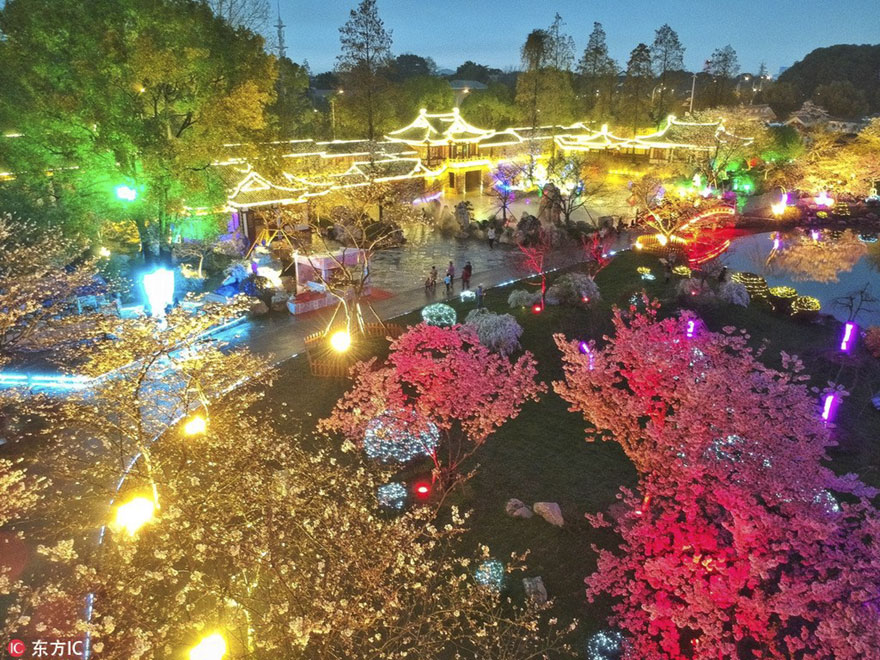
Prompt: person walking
<box><xmin>476</xmin><ymin>284</ymin><xmax>484</xmax><ymax>308</ymax></box>
<box><xmin>487</xmin><ymin>225</ymin><xmax>496</xmax><ymax>249</ymax></box>
<box><xmin>425</xmin><ymin>265</ymin><xmax>437</xmax><ymax>294</ymax></box>
<box><xmin>461</xmin><ymin>261</ymin><xmax>472</xmax><ymax>290</ymax></box>
<box><xmin>444</xmin><ymin>272</ymin><xmax>452</xmax><ymax>297</ymax></box>
<box><xmin>446</xmin><ymin>261</ymin><xmax>455</xmax><ymax>292</ymax></box>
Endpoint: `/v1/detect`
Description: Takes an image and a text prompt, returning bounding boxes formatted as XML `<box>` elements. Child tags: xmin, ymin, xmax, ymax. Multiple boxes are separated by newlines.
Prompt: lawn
<box><xmin>255</xmin><ymin>249</ymin><xmax>880</xmax><ymax>646</ymax></box>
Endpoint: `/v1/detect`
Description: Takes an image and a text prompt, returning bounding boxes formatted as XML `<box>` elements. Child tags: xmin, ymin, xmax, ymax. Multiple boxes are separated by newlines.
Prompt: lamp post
<box><xmin>330</xmin><ymin>89</ymin><xmax>343</xmax><ymax>140</ymax></box>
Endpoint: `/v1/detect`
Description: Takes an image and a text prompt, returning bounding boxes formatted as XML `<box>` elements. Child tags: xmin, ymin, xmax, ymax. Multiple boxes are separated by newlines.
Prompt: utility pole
<box><xmin>689</xmin><ymin>73</ymin><xmax>697</xmax><ymax>115</ymax></box>
<box><xmin>275</xmin><ymin>1</ymin><xmax>286</xmax><ymax>61</ymax></box>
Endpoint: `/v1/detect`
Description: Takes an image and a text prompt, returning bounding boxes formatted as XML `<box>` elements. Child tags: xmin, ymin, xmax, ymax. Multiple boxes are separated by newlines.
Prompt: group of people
<box><xmin>425</xmin><ymin>260</ymin><xmax>483</xmax><ymax>306</ymax></box>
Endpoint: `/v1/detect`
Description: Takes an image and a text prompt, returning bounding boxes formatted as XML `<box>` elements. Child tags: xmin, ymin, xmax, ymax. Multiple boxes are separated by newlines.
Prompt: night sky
<box><xmin>279</xmin><ymin>0</ymin><xmax>880</xmax><ymax>75</ymax></box>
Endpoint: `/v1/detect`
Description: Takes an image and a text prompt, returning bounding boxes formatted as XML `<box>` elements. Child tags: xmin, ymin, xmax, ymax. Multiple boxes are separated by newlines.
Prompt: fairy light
<box><xmin>586</xmin><ymin>630</ymin><xmax>625</xmax><ymax>660</ymax></box>
<box><xmin>579</xmin><ymin>341</ymin><xmax>595</xmax><ymax>370</ymax></box>
<box><xmin>474</xmin><ymin>559</ymin><xmax>505</xmax><ymax>590</ymax></box>
<box><xmin>363</xmin><ymin>412</ymin><xmax>439</xmax><ymax>463</ymax></box>
<box><xmin>421</xmin><ymin>303</ymin><xmax>457</xmax><ymax>327</ymax></box>
<box><xmin>377</xmin><ymin>482</ymin><xmax>408</xmax><ymax>510</ymax></box>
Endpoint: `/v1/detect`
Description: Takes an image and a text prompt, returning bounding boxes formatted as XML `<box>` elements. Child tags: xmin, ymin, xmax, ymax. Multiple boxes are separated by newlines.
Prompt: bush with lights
<box><xmin>731</xmin><ymin>272</ymin><xmax>769</xmax><ymax>298</ymax></box>
<box><xmin>507</xmin><ymin>289</ymin><xmax>541</xmax><ymax>308</ymax></box>
<box><xmin>791</xmin><ymin>295</ymin><xmax>821</xmax><ymax>318</ymax></box>
<box><xmin>364</xmin><ymin>410</ymin><xmax>440</xmax><ymax>464</ymax></box>
<box><xmin>421</xmin><ymin>302</ymin><xmax>457</xmax><ymax>327</ymax></box>
<box><xmin>376</xmin><ymin>482</ymin><xmax>408</xmax><ymax>510</ymax></box>
<box><xmin>463</xmin><ymin>309</ymin><xmax>523</xmax><ymax>356</ymax></box>
<box><xmin>586</xmin><ymin>630</ymin><xmax>626</xmax><ymax>660</ymax></box>
<box><xmin>545</xmin><ymin>272</ymin><xmax>601</xmax><ymax>306</ymax></box>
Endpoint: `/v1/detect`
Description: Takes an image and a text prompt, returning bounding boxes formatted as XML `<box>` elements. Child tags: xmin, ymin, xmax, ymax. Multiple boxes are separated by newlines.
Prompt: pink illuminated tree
<box><xmin>554</xmin><ymin>304</ymin><xmax>880</xmax><ymax>658</ymax></box>
<box><xmin>322</xmin><ymin>323</ymin><xmax>545</xmax><ymax>484</ymax></box>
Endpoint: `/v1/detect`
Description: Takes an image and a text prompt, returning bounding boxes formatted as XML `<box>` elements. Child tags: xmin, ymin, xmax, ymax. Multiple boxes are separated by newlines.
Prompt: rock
<box><xmin>522</xmin><ymin>576</ymin><xmax>547</xmax><ymax>605</ymax></box>
<box><xmin>533</xmin><ymin>502</ymin><xmax>564</xmax><ymax>527</ymax></box>
<box><xmin>249</xmin><ymin>301</ymin><xmax>269</xmax><ymax>316</ymax></box>
<box><xmin>505</xmin><ymin>498</ymin><xmax>533</xmax><ymax>519</ymax></box>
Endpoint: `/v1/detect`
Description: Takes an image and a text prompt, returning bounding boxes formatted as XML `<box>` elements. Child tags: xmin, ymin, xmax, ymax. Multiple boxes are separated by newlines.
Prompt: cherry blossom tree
<box><xmin>517</xmin><ymin>227</ymin><xmax>553</xmax><ymax>307</ymax></box>
<box><xmin>321</xmin><ymin>323</ymin><xmax>545</xmax><ymax>484</ymax></box>
<box><xmin>554</xmin><ymin>304</ymin><xmax>880</xmax><ymax>658</ymax></box>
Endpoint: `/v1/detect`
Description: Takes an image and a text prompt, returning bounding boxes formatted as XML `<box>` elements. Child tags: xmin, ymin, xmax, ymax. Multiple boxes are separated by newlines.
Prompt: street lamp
<box><xmin>114</xmin><ymin>496</ymin><xmax>155</xmax><ymax>537</ymax></box>
<box><xmin>330</xmin><ymin>330</ymin><xmax>351</xmax><ymax>353</ymax></box>
<box><xmin>183</xmin><ymin>414</ymin><xmax>207</xmax><ymax>436</ymax></box>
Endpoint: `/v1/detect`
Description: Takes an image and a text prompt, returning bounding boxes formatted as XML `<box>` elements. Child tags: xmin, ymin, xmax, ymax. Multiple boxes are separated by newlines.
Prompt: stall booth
<box><xmin>286</xmin><ymin>248</ymin><xmax>371</xmax><ymax>315</ymax></box>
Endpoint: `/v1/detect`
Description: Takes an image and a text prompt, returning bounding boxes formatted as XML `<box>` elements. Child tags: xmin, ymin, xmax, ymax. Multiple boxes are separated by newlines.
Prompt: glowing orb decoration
<box><xmin>115</xmin><ymin>496</ymin><xmax>155</xmax><ymax>536</ymax></box>
<box><xmin>460</xmin><ymin>290</ymin><xmax>476</xmax><ymax>301</ymax></box>
<box><xmin>821</xmin><ymin>393</ymin><xmax>838</xmax><ymax>423</ymax></box>
<box><xmin>586</xmin><ymin>630</ymin><xmax>625</xmax><ymax>660</ymax></box>
<box><xmin>189</xmin><ymin>633</ymin><xmax>227</xmax><ymax>660</ymax></box>
<box><xmin>363</xmin><ymin>411</ymin><xmax>439</xmax><ymax>463</ymax></box>
<box><xmin>531</xmin><ymin>304</ymin><xmax>543</xmax><ymax>314</ymax></box>
<box><xmin>114</xmin><ymin>184</ymin><xmax>137</xmax><ymax>201</ymax></box>
<box><xmin>329</xmin><ymin>330</ymin><xmax>352</xmax><ymax>353</ymax></box>
<box><xmin>814</xmin><ymin>191</ymin><xmax>833</xmax><ymax>208</ymax></box>
<box><xmin>377</xmin><ymin>482</ymin><xmax>408</xmax><ymax>510</ymax></box>
<box><xmin>839</xmin><ymin>322</ymin><xmax>857</xmax><ymax>352</ymax></box>
<box><xmin>413</xmin><ymin>482</ymin><xmax>431</xmax><ymax>499</ymax></box>
<box><xmin>142</xmin><ymin>268</ymin><xmax>175</xmax><ymax>317</ymax></box>
<box><xmin>474</xmin><ymin>559</ymin><xmax>505</xmax><ymax>590</ymax></box>
<box><xmin>421</xmin><ymin>303</ymin><xmax>457</xmax><ymax>327</ymax></box>
<box><xmin>183</xmin><ymin>415</ymin><xmax>207</xmax><ymax>436</ymax></box>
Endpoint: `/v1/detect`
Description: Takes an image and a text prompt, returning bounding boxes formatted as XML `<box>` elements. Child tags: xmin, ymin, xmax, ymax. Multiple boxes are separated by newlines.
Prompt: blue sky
<box><xmin>279</xmin><ymin>0</ymin><xmax>880</xmax><ymax>75</ymax></box>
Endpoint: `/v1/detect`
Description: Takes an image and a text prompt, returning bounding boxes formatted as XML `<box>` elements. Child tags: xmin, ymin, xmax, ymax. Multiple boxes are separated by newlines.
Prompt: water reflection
<box><xmin>724</xmin><ymin>229</ymin><xmax>880</xmax><ymax>325</ymax></box>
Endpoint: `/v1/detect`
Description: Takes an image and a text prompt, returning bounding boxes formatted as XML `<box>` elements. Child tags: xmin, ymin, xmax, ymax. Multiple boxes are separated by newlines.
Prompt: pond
<box><xmin>723</xmin><ymin>229</ymin><xmax>880</xmax><ymax>326</ymax></box>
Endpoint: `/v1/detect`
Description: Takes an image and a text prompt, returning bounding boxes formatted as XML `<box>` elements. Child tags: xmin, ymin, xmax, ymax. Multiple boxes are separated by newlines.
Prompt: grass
<box><xmin>258</xmin><ymin>249</ymin><xmax>880</xmax><ymax>645</ymax></box>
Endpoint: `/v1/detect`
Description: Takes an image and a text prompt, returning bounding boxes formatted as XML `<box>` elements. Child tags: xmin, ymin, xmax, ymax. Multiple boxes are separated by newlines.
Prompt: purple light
<box><xmin>811</xmin><ymin>230</ymin><xmax>820</xmax><ymax>241</ymax></box>
<box><xmin>821</xmin><ymin>393</ymin><xmax>837</xmax><ymax>422</ymax></box>
<box><xmin>686</xmin><ymin>320</ymin><xmax>696</xmax><ymax>338</ymax></box>
<box><xmin>772</xmin><ymin>237</ymin><xmax>780</xmax><ymax>250</ymax></box>
<box><xmin>840</xmin><ymin>322</ymin><xmax>856</xmax><ymax>352</ymax></box>
<box><xmin>578</xmin><ymin>341</ymin><xmax>595</xmax><ymax>370</ymax></box>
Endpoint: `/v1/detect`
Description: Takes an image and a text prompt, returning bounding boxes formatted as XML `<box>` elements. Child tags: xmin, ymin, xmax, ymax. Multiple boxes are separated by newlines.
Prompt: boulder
<box><xmin>522</xmin><ymin>576</ymin><xmax>547</xmax><ymax>605</ymax></box>
<box><xmin>505</xmin><ymin>498</ymin><xmax>533</xmax><ymax>519</ymax></box>
<box><xmin>249</xmin><ymin>301</ymin><xmax>269</xmax><ymax>316</ymax></box>
<box><xmin>533</xmin><ymin>501</ymin><xmax>564</xmax><ymax>527</ymax></box>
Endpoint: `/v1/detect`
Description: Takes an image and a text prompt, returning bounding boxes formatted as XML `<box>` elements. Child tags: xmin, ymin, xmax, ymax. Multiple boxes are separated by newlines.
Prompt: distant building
<box><xmin>784</xmin><ymin>101</ymin><xmax>868</xmax><ymax>134</ymax></box>
<box><xmin>736</xmin><ymin>104</ymin><xmax>777</xmax><ymax>122</ymax></box>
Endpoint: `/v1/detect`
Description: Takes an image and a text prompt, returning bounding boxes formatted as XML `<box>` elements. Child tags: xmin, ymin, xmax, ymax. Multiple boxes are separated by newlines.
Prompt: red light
<box><xmin>414</xmin><ymin>483</ymin><xmax>431</xmax><ymax>498</ymax></box>
<box><xmin>582</xmin><ymin>296</ymin><xmax>590</xmax><ymax>303</ymax></box>
<box><xmin>532</xmin><ymin>304</ymin><xmax>543</xmax><ymax>314</ymax></box>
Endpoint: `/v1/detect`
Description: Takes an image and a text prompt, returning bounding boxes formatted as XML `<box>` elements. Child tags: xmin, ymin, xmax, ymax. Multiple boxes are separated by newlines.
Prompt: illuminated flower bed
<box><xmin>731</xmin><ymin>272</ymin><xmax>769</xmax><ymax>298</ymax></box>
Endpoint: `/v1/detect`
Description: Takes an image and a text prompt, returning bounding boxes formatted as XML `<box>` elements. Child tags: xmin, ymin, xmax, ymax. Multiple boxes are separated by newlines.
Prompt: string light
<box><xmin>363</xmin><ymin>411</ymin><xmax>439</xmax><ymax>463</ymax></box>
<box><xmin>377</xmin><ymin>482</ymin><xmax>408</xmax><ymax>510</ymax></box>
<box><xmin>421</xmin><ymin>303</ymin><xmax>457</xmax><ymax>327</ymax></box>
<box><xmin>474</xmin><ymin>559</ymin><xmax>505</xmax><ymax>590</ymax></box>
<box><xmin>586</xmin><ymin>630</ymin><xmax>625</xmax><ymax>660</ymax></box>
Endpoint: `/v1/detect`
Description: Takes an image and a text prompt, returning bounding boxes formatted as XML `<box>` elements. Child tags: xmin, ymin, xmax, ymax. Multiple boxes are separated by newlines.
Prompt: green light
<box><xmin>115</xmin><ymin>184</ymin><xmax>137</xmax><ymax>201</ymax></box>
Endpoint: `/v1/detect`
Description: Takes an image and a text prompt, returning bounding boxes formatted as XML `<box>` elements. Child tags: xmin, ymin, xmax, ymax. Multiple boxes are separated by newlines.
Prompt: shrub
<box><xmin>464</xmin><ymin>309</ymin><xmax>523</xmax><ymax>356</ymax></box>
<box><xmin>718</xmin><ymin>281</ymin><xmax>750</xmax><ymax>307</ymax></box>
<box><xmin>677</xmin><ymin>277</ymin><xmax>715</xmax><ymax>301</ymax></box>
<box><xmin>866</xmin><ymin>326</ymin><xmax>880</xmax><ymax>358</ymax></box>
<box><xmin>545</xmin><ymin>273</ymin><xmax>600</xmax><ymax>306</ymax></box>
<box><xmin>421</xmin><ymin>303</ymin><xmax>457</xmax><ymax>327</ymax></box>
<box><xmin>508</xmin><ymin>289</ymin><xmax>541</xmax><ymax>308</ymax></box>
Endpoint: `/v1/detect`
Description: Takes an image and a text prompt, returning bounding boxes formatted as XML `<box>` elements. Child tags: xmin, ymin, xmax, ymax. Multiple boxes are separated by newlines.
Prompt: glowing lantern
<box><xmin>183</xmin><ymin>415</ymin><xmax>207</xmax><ymax>436</ymax></box>
<box><xmin>329</xmin><ymin>330</ymin><xmax>351</xmax><ymax>353</ymax></box>
<box><xmin>114</xmin><ymin>184</ymin><xmax>137</xmax><ymax>201</ymax></box>
<box><xmin>686</xmin><ymin>320</ymin><xmax>696</xmax><ymax>338</ymax></box>
<box><xmin>839</xmin><ymin>322</ymin><xmax>856</xmax><ymax>353</ymax></box>
<box><xmin>531</xmin><ymin>304</ymin><xmax>543</xmax><ymax>314</ymax></box>
<box><xmin>115</xmin><ymin>496</ymin><xmax>155</xmax><ymax>536</ymax></box>
<box><xmin>413</xmin><ymin>482</ymin><xmax>431</xmax><ymax>499</ymax></box>
<box><xmin>142</xmin><ymin>268</ymin><xmax>175</xmax><ymax>318</ymax></box>
<box><xmin>189</xmin><ymin>633</ymin><xmax>226</xmax><ymax>660</ymax></box>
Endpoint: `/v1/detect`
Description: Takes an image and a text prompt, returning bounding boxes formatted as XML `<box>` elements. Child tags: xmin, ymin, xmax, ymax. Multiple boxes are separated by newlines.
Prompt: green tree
<box><xmin>546</xmin><ymin>13</ymin><xmax>576</xmax><ymax>72</ymax></box>
<box><xmin>813</xmin><ymin>80</ymin><xmax>869</xmax><ymax>118</ymax></box>
<box><xmin>271</xmin><ymin>57</ymin><xmax>318</xmax><ymax>138</ymax></box>
<box><xmin>622</xmin><ymin>43</ymin><xmax>654</xmax><ymax>134</ymax></box>
<box><xmin>459</xmin><ymin>82</ymin><xmax>518</xmax><ymax>127</ymax></box>
<box><xmin>577</xmin><ymin>22</ymin><xmax>618</xmax><ymax>118</ymax></box>
<box><xmin>0</xmin><ymin>0</ymin><xmax>276</xmax><ymax>257</ymax></box>
<box><xmin>651</xmin><ymin>24</ymin><xmax>684</xmax><ymax>120</ymax></box>
<box><xmin>391</xmin><ymin>53</ymin><xmax>436</xmax><ymax>81</ymax></box>
<box><xmin>205</xmin><ymin>0</ymin><xmax>269</xmax><ymax>33</ymax></box>
<box><xmin>707</xmin><ymin>44</ymin><xmax>740</xmax><ymax>107</ymax></box>
<box><xmin>763</xmin><ymin>81</ymin><xmax>801</xmax><ymax>119</ymax></box>
<box><xmin>455</xmin><ymin>61</ymin><xmax>493</xmax><ymax>83</ymax></box>
<box><xmin>336</xmin><ymin>0</ymin><xmax>393</xmax><ymax>143</ymax></box>
<box><xmin>396</xmin><ymin>76</ymin><xmax>453</xmax><ymax>120</ymax></box>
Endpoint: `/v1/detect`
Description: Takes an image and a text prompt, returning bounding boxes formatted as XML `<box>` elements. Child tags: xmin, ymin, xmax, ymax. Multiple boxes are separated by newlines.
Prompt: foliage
<box><xmin>463</xmin><ymin>309</ymin><xmax>523</xmax><ymax>357</ymax></box>
<box><xmin>706</xmin><ymin>45</ymin><xmax>740</xmax><ymax>107</ymax></box>
<box><xmin>0</xmin><ymin>0</ymin><xmax>276</xmax><ymax>253</ymax></box>
<box><xmin>621</xmin><ymin>44</ymin><xmax>653</xmax><ymax>133</ymax></box>
<box><xmin>865</xmin><ymin>326</ymin><xmax>880</xmax><ymax>358</ymax></box>
<box><xmin>336</xmin><ymin>0</ymin><xmax>393</xmax><ymax>142</ymax></box>
<box><xmin>459</xmin><ymin>82</ymin><xmax>518</xmax><ymax>128</ymax></box>
<box><xmin>546</xmin><ymin>13</ymin><xmax>575</xmax><ymax>72</ymax></box>
<box><xmin>554</xmin><ymin>307</ymin><xmax>880</xmax><ymax>658</ymax></box>
<box><xmin>577</xmin><ymin>22</ymin><xmax>619</xmax><ymax>119</ymax></box>
<box><xmin>718</xmin><ymin>280</ymin><xmax>749</xmax><ymax>307</ymax></box>
<box><xmin>321</xmin><ymin>324</ymin><xmax>545</xmax><ymax>482</ymax></box>
<box><xmin>762</xmin><ymin>81</ymin><xmax>801</xmax><ymax>119</ymax></box>
<box><xmin>507</xmin><ymin>289</ymin><xmax>542</xmax><ymax>308</ymax></box>
<box><xmin>813</xmin><ymin>80</ymin><xmax>868</xmax><ymax>119</ymax></box>
<box><xmin>778</xmin><ymin>44</ymin><xmax>880</xmax><ymax>115</ymax></box>
<box><xmin>205</xmin><ymin>0</ymin><xmax>269</xmax><ymax>33</ymax></box>
<box><xmin>546</xmin><ymin>272</ymin><xmax>600</xmax><ymax>306</ymax></box>
<box><xmin>651</xmin><ymin>25</ymin><xmax>685</xmax><ymax>120</ymax></box>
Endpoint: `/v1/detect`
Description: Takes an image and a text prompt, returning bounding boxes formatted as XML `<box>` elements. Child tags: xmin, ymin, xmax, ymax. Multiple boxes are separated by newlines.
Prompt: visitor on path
<box><xmin>462</xmin><ymin>261</ymin><xmax>472</xmax><ymax>290</ymax></box>
<box><xmin>487</xmin><ymin>225</ymin><xmax>496</xmax><ymax>249</ymax></box>
<box><xmin>444</xmin><ymin>273</ymin><xmax>453</xmax><ymax>296</ymax></box>
<box><xmin>425</xmin><ymin>265</ymin><xmax>437</xmax><ymax>294</ymax></box>
<box><xmin>476</xmin><ymin>284</ymin><xmax>484</xmax><ymax>308</ymax></box>
<box><xmin>446</xmin><ymin>261</ymin><xmax>455</xmax><ymax>290</ymax></box>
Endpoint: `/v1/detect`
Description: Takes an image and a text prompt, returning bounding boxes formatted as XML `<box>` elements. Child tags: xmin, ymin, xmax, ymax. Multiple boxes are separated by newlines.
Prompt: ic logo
<box><xmin>7</xmin><ymin>639</ymin><xmax>26</xmax><ymax>657</ymax></box>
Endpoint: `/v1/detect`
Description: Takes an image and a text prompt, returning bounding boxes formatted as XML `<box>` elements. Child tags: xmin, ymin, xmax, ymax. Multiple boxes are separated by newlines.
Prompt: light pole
<box><xmin>689</xmin><ymin>73</ymin><xmax>697</xmax><ymax>115</ymax></box>
<box><xmin>330</xmin><ymin>89</ymin><xmax>343</xmax><ymax>140</ymax></box>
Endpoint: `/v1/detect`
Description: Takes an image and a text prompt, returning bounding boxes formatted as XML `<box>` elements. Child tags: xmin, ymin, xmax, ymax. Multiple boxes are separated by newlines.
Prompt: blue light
<box><xmin>142</xmin><ymin>268</ymin><xmax>175</xmax><ymax>317</ymax></box>
<box><xmin>0</xmin><ymin>372</ymin><xmax>91</xmax><ymax>389</ymax></box>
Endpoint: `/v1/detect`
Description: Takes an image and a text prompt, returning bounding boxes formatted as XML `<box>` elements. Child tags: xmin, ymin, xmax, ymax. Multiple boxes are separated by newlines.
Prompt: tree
<box><xmin>390</xmin><ymin>53</ymin><xmax>436</xmax><ymax>81</ymax></box>
<box><xmin>707</xmin><ymin>45</ymin><xmax>740</xmax><ymax>107</ymax></box>
<box><xmin>621</xmin><ymin>44</ymin><xmax>654</xmax><ymax>134</ymax></box>
<box><xmin>517</xmin><ymin>226</ymin><xmax>554</xmax><ymax>306</ymax></box>
<box><xmin>546</xmin><ymin>13</ymin><xmax>575</xmax><ymax>72</ymax></box>
<box><xmin>489</xmin><ymin>161</ymin><xmax>526</xmax><ymax>225</ymax></box>
<box><xmin>455</xmin><ymin>61</ymin><xmax>492</xmax><ymax>83</ymax></box>
<box><xmin>518</xmin><ymin>29</ymin><xmax>550</xmax><ymax>132</ymax></box>
<box><xmin>763</xmin><ymin>81</ymin><xmax>800</xmax><ymax>119</ymax></box>
<box><xmin>321</xmin><ymin>324</ymin><xmax>545</xmax><ymax>484</ymax></box>
<box><xmin>204</xmin><ymin>0</ymin><xmax>269</xmax><ymax>33</ymax></box>
<box><xmin>460</xmin><ymin>82</ymin><xmax>519</xmax><ymax>128</ymax></box>
<box><xmin>651</xmin><ymin>25</ymin><xmax>685</xmax><ymax>120</ymax></box>
<box><xmin>554</xmin><ymin>307</ymin><xmax>880</xmax><ymax>658</ymax></box>
<box><xmin>0</xmin><ymin>0</ymin><xmax>276</xmax><ymax>257</ymax></box>
<box><xmin>544</xmin><ymin>154</ymin><xmax>603</xmax><ymax>225</ymax></box>
<box><xmin>813</xmin><ymin>80</ymin><xmax>869</xmax><ymax>119</ymax></box>
<box><xmin>577</xmin><ymin>22</ymin><xmax>618</xmax><ymax>118</ymax></box>
<box><xmin>336</xmin><ymin>0</ymin><xmax>393</xmax><ymax>143</ymax></box>
<box><xmin>271</xmin><ymin>57</ymin><xmax>318</xmax><ymax>138</ymax></box>
<box><xmin>397</xmin><ymin>76</ymin><xmax>453</xmax><ymax>121</ymax></box>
